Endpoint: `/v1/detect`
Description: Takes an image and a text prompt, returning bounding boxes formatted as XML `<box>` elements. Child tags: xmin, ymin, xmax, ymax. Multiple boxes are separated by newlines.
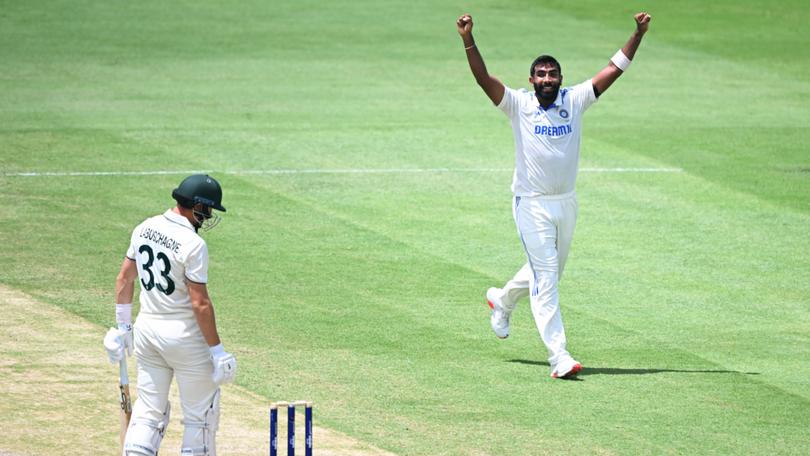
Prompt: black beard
<box><xmin>534</xmin><ymin>83</ymin><xmax>560</xmax><ymax>103</ymax></box>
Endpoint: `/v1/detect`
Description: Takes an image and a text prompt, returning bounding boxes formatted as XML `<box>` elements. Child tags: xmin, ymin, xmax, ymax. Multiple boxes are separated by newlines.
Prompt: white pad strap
<box><xmin>610</xmin><ymin>49</ymin><xmax>632</xmax><ymax>71</ymax></box>
<box><xmin>181</xmin><ymin>389</ymin><xmax>220</xmax><ymax>456</ymax></box>
<box><xmin>124</xmin><ymin>402</ymin><xmax>171</xmax><ymax>456</ymax></box>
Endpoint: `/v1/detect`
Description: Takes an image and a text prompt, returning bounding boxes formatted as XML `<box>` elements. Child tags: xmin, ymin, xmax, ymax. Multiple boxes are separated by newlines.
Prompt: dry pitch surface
<box><xmin>0</xmin><ymin>285</ymin><xmax>396</xmax><ymax>456</ymax></box>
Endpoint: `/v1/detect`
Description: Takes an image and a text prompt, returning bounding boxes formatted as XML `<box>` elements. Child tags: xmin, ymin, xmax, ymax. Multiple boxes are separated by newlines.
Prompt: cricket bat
<box><xmin>119</xmin><ymin>359</ymin><xmax>132</xmax><ymax>447</ymax></box>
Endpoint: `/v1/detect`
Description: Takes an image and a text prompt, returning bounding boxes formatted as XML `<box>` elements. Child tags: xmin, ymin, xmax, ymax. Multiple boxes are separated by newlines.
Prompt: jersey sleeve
<box><xmin>185</xmin><ymin>240</ymin><xmax>209</xmax><ymax>284</ymax></box>
<box><xmin>497</xmin><ymin>86</ymin><xmax>521</xmax><ymax>119</ymax></box>
<box><xmin>125</xmin><ymin>225</ymin><xmax>140</xmax><ymax>260</ymax></box>
<box><xmin>570</xmin><ymin>79</ymin><xmax>598</xmax><ymax>113</ymax></box>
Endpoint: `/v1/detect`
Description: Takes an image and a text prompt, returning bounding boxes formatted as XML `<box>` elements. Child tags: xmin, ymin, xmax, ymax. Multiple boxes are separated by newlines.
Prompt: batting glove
<box><xmin>117</xmin><ymin>323</ymin><xmax>133</xmax><ymax>357</ymax></box>
<box><xmin>115</xmin><ymin>303</ymin><xmax>133</xmax><ymax>357</ymax></box>
<box><xmin>210</xmin><ymin>344</ymin><xmax>237</xmax><ymax>385</ymax></box>
<box><xmin>103</xmin><ymin>327</ymin><xmax>126</xmax><ymax>363</ymax></box>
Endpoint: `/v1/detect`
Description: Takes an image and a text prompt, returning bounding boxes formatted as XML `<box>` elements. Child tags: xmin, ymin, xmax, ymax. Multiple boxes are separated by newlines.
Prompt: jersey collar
<box><xmin>163</xmin><ymin>209</ymin><xmax>195</xmax><ymax>231</ymax></box>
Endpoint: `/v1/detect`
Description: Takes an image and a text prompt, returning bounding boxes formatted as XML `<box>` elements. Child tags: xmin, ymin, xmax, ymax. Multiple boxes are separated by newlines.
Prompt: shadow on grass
<box><xmin>507</xmin><ymin>359</ymin><xmax>760</xmax><ymax>377</ymax></box>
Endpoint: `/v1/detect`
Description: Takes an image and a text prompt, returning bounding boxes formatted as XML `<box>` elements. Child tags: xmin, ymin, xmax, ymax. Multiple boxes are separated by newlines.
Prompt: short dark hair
<box><xmin>529</xmin><ymin>55</ymin><xmax>562</xmax><ymax>76</ymax></box>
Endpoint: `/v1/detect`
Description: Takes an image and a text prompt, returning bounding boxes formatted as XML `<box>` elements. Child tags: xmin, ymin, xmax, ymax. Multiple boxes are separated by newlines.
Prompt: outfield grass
<box><xmin>2</xmin><ymin>1</ymin><xmax>809</xmax><ymax>454</ymax></box>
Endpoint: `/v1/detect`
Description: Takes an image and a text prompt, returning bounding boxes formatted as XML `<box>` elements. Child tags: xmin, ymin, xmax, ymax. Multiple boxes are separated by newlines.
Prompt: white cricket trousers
<box><xmin>512</xmin><ymin>191</ymin><xmax>578</xmax><ymax>367</ymax></box>
<box><xmin>130</xmin><ymin>316</ymin><xmax>218</xmax><ymax>450</ymax></box>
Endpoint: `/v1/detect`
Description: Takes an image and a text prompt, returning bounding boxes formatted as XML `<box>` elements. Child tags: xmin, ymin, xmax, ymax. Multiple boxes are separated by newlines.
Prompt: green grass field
<box><xmin>2</xmin><ymin>0</ymin><xmax>809</xmax><ymax>454</ymax></box>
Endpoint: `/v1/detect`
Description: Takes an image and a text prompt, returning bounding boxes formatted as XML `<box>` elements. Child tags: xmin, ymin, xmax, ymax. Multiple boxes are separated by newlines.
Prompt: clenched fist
<box><xmin>634</xmin><ymin>12</ymin><xmax>651</xmax><ymax>34</ymax></box>
<box><xmin>457</xmin><ymin>13</ymin><xmax>473</xmax><ymax>37</ymax></box>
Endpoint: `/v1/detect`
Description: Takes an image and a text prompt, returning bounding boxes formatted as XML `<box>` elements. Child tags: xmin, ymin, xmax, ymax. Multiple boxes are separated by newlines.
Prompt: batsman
<box><xmin>104</xmin><ymin>174</ymin><xmax>237</xmax><ymax>455</ymax></box>
<box><xmin>457</xmin><ymin>12</ymin><xmax>651</xmax><ymax>378</ymax></box>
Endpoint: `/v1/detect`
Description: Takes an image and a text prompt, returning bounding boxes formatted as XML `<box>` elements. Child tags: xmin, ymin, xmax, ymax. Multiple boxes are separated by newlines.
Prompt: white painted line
<box><xmin>2</xmin><ymin>167</ymin><xmax>683</xmax><ymax>177</ymax></box>
<box><xmin>580</xmin><ymin>167</ymin><xmax>683</xmax><ymax>173</ymax></box>
<box><xmin>234</xmin><ymin>168</ymin><xmax>497</xmax><ymax>175</ymax></box>
<box><xmin>3</xmin><ymin>170</ymin><xmax>213</xmax><ymax>177</ymax></box>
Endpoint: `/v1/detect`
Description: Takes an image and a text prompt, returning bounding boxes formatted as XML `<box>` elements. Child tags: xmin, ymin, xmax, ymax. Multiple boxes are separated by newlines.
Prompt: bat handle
<box><xmin>118</xmin><ymin>357</ymin><xmax>133</xmax><ymax>448</ymax></box>
<box><xmin>119</xmin><ymin>359</ymin><xmax>129</xmax><ymax>385</ymax></box>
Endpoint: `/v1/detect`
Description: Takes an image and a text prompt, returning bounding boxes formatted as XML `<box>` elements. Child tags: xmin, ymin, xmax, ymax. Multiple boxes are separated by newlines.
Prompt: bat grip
<box><xmin>119</xmin><ymin>359</ymin><xmax>129</xmax><ymax>385</ymax></box>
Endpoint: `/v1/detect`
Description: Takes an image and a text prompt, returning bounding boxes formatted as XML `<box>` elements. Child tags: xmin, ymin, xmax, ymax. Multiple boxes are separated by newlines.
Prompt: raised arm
<box><xmin>457</xmin><ymin>13</ymin><xmax>505</xmax><ymax>105</ymax></box>
<box><xmin>592</xmin><ymin>12</ymin><xmax>651</xmax><ymax>97</ymax></box>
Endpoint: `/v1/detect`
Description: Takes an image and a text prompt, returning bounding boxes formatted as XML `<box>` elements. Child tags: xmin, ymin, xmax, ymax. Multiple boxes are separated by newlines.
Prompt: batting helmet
<box><xmin>172</xmin><ymin>174</ymin><xmax>226</xmax><ymax>212</ymax></box>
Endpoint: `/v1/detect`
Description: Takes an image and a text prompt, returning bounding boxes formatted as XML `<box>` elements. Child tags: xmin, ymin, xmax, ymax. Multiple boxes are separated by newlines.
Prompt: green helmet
<box><xmin>172</xmin><ymin>174</ymin><xmax>226</xmax><ymax>212</ymax></box>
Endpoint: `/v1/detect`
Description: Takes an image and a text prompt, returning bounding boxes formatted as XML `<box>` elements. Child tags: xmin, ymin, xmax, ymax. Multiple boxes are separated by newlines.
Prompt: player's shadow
<box><xmin>507</xmin><ymin>359</ymin><xmax>760</xmax><ymax>378</ymax></box>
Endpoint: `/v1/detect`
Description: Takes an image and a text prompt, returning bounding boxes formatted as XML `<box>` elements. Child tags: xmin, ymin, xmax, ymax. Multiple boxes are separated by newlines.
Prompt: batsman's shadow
<box><xmin>507</xmin><ymin>359</ymin><xmax>760</xmax><ymax>377</ymax></box>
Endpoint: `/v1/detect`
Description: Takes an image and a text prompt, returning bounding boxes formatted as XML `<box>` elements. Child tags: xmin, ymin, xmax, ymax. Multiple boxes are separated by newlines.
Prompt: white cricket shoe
<box><xmin>551</xmin><ymin>358</ymin><xmax>582</xmax><ymax>379</ymax></box>
<box><xmin>486</xmin><ymin>287</ymin><xmax>510</xmax><ymax>339</ymax></box>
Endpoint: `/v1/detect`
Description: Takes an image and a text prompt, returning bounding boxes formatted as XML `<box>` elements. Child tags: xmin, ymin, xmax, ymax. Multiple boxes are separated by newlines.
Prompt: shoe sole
<box><xmin>486</xmin><ymin>299</ymin><xmax>509</xmax><ymax>339</ymax></box>
<box><xmin>552</xmin><ymin>363</ymin><xmax>582</xmax><ymax>379</ymax></box>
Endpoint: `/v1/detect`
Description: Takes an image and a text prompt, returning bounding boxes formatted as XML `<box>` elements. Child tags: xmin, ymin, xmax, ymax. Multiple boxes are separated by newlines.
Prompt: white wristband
<box><xmin>116</xmin><ymin>303</ymin><xmax>132</xmax><ymax>325</ymax></box>
<box><xmin>611</xmin><ymin>49</ymin><xmax>632</xmax><ymax>71</ymax></box>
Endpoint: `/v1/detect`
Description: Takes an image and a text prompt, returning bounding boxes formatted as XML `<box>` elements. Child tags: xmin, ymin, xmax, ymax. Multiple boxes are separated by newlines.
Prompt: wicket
<box><xmin>270</xmin><ymin>401</ymin><xmax>313</xmax><ymax>456</ymax></box>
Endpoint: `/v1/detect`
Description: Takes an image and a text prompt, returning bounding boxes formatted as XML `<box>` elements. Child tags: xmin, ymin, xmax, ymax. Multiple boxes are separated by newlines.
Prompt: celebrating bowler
<box><xmin>457</xmin><ymin>12</ymin><xmax>651</xmax><ymax>379</ymax></box>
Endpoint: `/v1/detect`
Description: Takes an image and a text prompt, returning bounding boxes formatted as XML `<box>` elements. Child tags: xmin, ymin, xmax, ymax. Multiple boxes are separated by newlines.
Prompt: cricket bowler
<box><xmin>456</xmin><ymin>12</ymin><xmax>651</xmax><ymax>378</ymax></box>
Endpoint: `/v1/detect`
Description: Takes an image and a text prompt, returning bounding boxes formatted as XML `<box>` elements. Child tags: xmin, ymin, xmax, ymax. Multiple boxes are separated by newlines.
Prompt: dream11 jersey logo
<box><xmin>534</xmin><ymin>124</ymin><xmax>572</xmax><ymax>137</ymax></box>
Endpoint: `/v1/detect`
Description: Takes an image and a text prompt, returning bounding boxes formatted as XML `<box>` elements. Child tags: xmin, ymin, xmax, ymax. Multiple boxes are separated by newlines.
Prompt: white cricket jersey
<box><xmin>498</xmin><ymin>79</ymin><xmax>598</xmax><ymax>196</ymax></box>
<box><xmin>125</xmin><ymin>209</ymin><xmax>208</xmax><ymax>320</ymax></box>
